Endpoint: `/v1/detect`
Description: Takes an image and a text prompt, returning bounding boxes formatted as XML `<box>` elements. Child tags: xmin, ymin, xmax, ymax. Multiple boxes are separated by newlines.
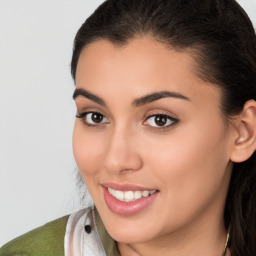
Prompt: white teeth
<box><xmin>115</xmin><ymin>190</ymin><xmax>124</xmax><ymax>201</ymax></box>
<box><xmin>134</xmin><ymin>191</ymin><xmax>142</xmax><ymax>200</ymax></box>
<box><xmin>124</xmin><ymin>191</ymin><xmax>134</xmax><ymax>201</ymax></box>
<box><xmin>150</xmin><ymin>190</ymin><xmax>156</xmax><ymax>195</ymax></box>
<box><xmin>107</xmin><ymin>188</ymin><xmax>156</xmax><ymax>202</ymax></box>
<box><xmin>142</xmin><ymin>190</ymin><xmax>149</xmax><ymax>197</ymax></box>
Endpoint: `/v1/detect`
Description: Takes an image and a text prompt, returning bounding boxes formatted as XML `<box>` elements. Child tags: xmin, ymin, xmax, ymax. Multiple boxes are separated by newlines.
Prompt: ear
<box><xmin>230</xmin><ymin>100</ymin><xmax>256</xmax><ymax>163</ymax></box>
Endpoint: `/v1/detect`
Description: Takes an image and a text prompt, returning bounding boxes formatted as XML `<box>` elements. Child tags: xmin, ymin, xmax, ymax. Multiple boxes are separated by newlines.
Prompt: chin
<box><xmin>109</xmin><ymin>228</ymin><xmax>155</xmax><ymax>244</ymax></box>
<box><xmin>103</xmin><ymin>216</ymin><xmax>160</xmax><ymax>244</ymax></box>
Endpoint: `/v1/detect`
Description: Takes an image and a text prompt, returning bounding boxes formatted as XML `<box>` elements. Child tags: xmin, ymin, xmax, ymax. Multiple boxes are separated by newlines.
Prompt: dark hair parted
<box><xmin>71</xmin><ymin>0</ymin><xmax>256</xmax><ymax>255</ymax></box>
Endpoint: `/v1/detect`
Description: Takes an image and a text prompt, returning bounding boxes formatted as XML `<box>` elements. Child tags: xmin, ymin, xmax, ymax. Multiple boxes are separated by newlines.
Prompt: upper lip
<box><xmin>102</xmin><ymin>182</ymin><xmax>157</xmax><ymax>191</ymax></box>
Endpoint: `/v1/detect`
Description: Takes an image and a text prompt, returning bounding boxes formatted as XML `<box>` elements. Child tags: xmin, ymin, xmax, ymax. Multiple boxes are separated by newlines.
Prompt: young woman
<box><xmin>1</xmin><ymin>0</ymin><xmax>256</xmax><ymax>255</ymax></box>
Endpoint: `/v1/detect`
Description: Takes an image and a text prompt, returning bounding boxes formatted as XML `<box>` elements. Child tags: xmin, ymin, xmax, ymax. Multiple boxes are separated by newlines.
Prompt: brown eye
<box><xmin>91</xmin><ymin>113</ymin><xmax>103</xmax><ymax>123</ymax></box>
<box><xmin>76</xmin><ymin>111</ymin><xmax>109</xmax><ymax>126</ymax></box>
<box><xmin>155</xmin><ymin>115</ymin><xmax>167</xmax><ymax>126</ymax></box>
<box><xmin>145</xmin><ymin>114</ymin><xmax>178</xmax><ymax>128</ymax></box>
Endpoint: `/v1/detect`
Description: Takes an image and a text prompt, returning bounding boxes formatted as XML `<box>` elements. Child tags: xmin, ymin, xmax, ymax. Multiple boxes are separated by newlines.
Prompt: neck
<box><xmin>117</xmin><ymin>220</ymin><xmax>228</xmax><ymax>256</ymax></box>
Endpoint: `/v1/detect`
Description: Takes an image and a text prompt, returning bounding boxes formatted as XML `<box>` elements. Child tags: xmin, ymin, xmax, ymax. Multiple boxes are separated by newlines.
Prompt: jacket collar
<box><xmin>94</xmin><ymin>208</ymin><xmax>120</xmax><ymax>256</ymax></box>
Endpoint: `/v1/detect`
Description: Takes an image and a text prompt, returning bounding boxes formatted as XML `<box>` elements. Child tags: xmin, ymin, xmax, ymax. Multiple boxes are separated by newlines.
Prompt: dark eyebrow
<box><xmin>133</xmin><ymin>91</ymin><xmax>190</xmax><ymax>107</ymax></box>
<box><xmin>73</xmin><ymin>88</ymin><xmax>106</xmax><ymax>107</ymax></box>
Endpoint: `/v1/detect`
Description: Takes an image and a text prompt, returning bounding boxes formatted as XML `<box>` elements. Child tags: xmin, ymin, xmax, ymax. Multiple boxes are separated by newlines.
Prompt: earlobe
<box><xmin>231</xmin><ymin>100</ymin><xmax>256</xmax><ymax>163</ymax></box>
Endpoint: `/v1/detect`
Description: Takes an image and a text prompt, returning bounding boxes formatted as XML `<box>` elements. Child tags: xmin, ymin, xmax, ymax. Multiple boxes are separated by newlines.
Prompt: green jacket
<box><xmin>0</xmin><ymin>209</ymin><xmax>119</xmax><ymax>256</ymax></box>
<box><xmin>0</xmin><ymin>215</ymin><xmax>69</xmax><ymax>256</ymax></box>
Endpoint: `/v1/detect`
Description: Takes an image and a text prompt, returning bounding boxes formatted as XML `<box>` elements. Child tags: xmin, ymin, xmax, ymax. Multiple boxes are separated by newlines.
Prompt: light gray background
<box><xmin>0</xmin><ymin>0</ymin><xmax>255</xmax><ymax>247</ymax></box>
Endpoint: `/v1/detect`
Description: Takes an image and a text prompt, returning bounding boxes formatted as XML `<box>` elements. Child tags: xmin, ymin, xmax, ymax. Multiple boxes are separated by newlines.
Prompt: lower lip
<box><xmin>103</xmin><ymin>187</ymin><xmax>159</xmax><ymax>216</ymax></box>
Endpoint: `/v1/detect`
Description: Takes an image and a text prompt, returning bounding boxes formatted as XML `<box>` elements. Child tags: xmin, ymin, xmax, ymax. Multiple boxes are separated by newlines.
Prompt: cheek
<box><xmin>72</xmin><ymin>122</ymin><xmax>104</xmax><ymax>177</ymax></box>
<box><xmin>144</xmin><ymin>119</ymin><xmax>230</xmax><ymax>206</ymax></box>
<box><xmin>136</xmin><ymin>126</ymin><xmax>230</xmax><ymax>233</ymax></box>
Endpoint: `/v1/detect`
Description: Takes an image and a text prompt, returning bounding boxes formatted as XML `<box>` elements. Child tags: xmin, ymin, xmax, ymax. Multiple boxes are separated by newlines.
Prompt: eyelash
<box><xmin>76</xmin><ymin>112</ymin><xmax>109</xmax><ymax>127</ymax></box>
<box><xmin>76</xmin><ymin>111</ymin><xmax>179</xmax><ymax>130</ymax></box>
<box><xmin>143</xmin><ymin>114</ymin><xmax>179</xmax><ymax>130</ymax></box>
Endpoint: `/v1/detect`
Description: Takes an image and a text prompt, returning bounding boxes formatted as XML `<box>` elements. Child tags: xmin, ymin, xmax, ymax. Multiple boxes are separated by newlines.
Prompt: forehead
<box><xmin>75</xmin><ymin>38</ymin><xmax>221</xmax><ymax>108</ymax></box>
<box><xmin>76</xmin><ymin>38</ymin><xmax>196</xmax><ymax>82</ymax></box>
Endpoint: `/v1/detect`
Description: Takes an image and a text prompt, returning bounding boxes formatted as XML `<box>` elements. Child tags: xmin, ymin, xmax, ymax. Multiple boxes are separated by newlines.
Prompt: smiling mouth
<box><xmin>107</xmin><ymin>188</ymin><xmax>157</xmax><ymax>202</ymax></box>
<box><xmin>103</xmin><ymin>184</ymin><xmax>159</xmax><ymax>215</ymax></box>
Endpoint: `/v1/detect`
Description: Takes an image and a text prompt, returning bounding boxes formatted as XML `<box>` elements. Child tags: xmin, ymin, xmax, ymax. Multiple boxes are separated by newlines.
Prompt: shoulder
<box><xmin>0</xmin><ymin>215</ymin><xmax>69</xmax><ymax>256</ymax></box>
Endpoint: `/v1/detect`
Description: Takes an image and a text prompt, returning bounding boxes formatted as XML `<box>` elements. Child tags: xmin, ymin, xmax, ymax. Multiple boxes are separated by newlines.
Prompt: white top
<box><xmin>64</xmin><ymin>208</ymin><xmax>106</xmax><ymax>256</ymax></box>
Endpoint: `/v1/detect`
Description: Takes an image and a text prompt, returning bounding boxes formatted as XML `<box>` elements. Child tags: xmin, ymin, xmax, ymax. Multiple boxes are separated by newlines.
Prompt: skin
<box><xmin>72</xmin><ymin>38</ymin><xmax>242</xmax><ymax>256</ymax></box>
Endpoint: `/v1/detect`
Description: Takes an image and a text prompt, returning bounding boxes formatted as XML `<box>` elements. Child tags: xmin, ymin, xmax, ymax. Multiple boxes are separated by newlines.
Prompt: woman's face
<box><xmin>73</xmin><ymin>38</ymin><xmax>234</xmax><ymax>244</ymax></box>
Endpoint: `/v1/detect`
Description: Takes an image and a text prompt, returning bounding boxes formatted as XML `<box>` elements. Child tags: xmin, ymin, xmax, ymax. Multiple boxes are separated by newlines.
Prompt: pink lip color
<box><xmin>102</xmin><ymin>184</ymin><xmax>159</xmax><ymax>216</ymax></box>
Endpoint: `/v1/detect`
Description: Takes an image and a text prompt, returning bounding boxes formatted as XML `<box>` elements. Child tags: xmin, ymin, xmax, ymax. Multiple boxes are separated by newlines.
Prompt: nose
<box><xmin>103</xmin><ymin>126</ymin><xmax>143</xmax><ymax>174</ymax></box>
